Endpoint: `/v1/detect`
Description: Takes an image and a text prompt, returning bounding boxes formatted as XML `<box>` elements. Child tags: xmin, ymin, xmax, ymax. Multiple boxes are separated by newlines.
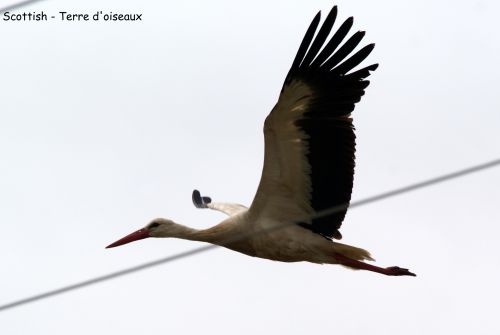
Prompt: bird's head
<box><xmin>106</xmin><ymin>218</ymin><xmax>178</xmax><ymax>249</ymax></box>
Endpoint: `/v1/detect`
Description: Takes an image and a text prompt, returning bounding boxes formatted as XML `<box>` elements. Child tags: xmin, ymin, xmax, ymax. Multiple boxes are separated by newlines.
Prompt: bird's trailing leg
<box><xmin>333</xmin><ymin>252</ymin><xmax>416</xmax><ymax>277</ymax></box>
<box><xmin>192</xmin><ymin>189</ymin><xmax>212</xmax><ymax>209</ymax></box>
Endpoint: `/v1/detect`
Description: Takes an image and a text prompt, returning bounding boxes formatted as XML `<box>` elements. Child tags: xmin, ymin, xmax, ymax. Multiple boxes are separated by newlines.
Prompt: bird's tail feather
<box><xmin>332</xmin><ymin>242</ymin><xmax>374</xmax><ymax>262</ymax></box>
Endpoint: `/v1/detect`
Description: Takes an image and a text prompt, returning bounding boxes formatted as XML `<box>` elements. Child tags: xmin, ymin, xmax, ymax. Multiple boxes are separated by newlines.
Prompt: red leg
<box><xmin>333</xmin><ymin>253</ymin><xmax>416</xmax><ymax>277</ymax></box>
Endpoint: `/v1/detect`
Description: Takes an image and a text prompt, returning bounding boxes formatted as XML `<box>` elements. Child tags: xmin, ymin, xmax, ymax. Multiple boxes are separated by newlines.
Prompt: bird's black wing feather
<box><xmin>288</xmin><ymin>6</ymin><xmax>377</xmax><ymax>239</ymax></box>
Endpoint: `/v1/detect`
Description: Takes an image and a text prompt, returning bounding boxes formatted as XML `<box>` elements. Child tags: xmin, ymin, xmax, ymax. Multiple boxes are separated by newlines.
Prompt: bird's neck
<box><xmin>166</xmin><ymin>220</ymin><xmax>256</xmax><ymax>257</ymax></box>
<box><xmin>167</xmin><ymin>223</ymin><xmax>233</xmax><ymax>245</ymax></box>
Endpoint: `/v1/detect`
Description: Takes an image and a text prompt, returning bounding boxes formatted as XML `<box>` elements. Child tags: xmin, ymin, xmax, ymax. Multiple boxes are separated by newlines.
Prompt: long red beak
<box><xmin>106</xmin><ymin>228</ymin><xmax>150</xmax><ymax>249</ymax></box>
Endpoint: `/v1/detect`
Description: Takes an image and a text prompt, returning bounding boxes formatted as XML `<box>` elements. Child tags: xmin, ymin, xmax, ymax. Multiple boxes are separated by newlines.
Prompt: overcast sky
<box><xmin>1</xmin><ymin>0</ymin><xmax>499</xmax><ymax>334</ymax></box>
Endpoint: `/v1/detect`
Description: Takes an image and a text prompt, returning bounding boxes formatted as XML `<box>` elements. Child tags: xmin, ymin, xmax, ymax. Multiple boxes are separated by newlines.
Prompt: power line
<box><xmin>0</xmin><ymin>245</ymin><xmax>217</xmax><ymax>313</ymax></box>
<box><xmin>0</xmin><ymin>0</ymin><xmax>46</xmax><ymax>13</ymax></box>
<box><xmin>0</xmin><ymin>157</ymin><xmax>499</xmax><ymax>313</ymax></box>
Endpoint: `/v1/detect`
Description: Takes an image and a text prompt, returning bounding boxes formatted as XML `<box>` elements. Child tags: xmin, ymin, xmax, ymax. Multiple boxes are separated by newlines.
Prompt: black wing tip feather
<box><xmin>192</xmin><ymin>189</ymin><xmax>212</xmax><ymax>209</ymax></box>
<box><xmin>345</xmin><ymin>63</ymin><xmax>379</xmax><ymax>80</ymax></box>
<box><xmin>292</xmin><ymin>11</ymin><xmax>321</xmax><ymax>66</ymax></box>
<box><xmin>342</xmin><ymin>16</ymin><xmax>354</xmax><ymax>27</ymax></box>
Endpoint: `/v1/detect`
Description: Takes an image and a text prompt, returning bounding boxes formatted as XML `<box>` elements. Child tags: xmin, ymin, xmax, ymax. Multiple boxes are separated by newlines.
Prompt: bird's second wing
<box><xmin>248</xmin><ymin>6</ymin><xmax>377</xmax><ymax>240</ymax></box>
<box><xmin>193</xmin><ymin>189</ymin><xmax>248</xmax><ymax>216</ymax></box>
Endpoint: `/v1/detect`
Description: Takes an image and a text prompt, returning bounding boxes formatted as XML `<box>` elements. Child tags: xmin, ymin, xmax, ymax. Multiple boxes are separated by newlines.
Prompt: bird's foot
<box><xmin>333</xmin><ymin>253</ymin><xmax>416</xmax><ymax>277</ymax></box>
<box><xmin>385</xmin><ymin>266</ymin><xmax>416</xmax><ymax>277</ymax></box>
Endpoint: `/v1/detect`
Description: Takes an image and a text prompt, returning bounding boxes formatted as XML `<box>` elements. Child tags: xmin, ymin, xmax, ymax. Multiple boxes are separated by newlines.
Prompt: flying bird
<box><xmin>107</xmin><ymin>6</ymin><xmax>415</xmax><ymax>277</ymax></box>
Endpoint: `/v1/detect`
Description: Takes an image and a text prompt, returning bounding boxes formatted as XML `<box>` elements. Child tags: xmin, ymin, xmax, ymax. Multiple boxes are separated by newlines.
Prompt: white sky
<box><xmin>1</xmin><ymin>0</ymin><xmax>499</xmax><ymax>334</ymax></box>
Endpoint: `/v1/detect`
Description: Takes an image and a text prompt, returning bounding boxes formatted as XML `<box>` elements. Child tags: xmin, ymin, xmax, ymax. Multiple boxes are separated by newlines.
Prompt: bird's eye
<box><xmin>149</xmin><ymin>222</ymin><xmax>160</xmax><ymax>229</ymax></box>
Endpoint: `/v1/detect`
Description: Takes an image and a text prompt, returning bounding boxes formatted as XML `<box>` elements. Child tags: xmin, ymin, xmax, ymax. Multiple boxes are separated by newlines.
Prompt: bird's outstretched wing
<box><xmin>248</xmin><ymin>6</ymin><xmax>377</xmax><ymax>240</ymax></box>
<box><xmin>192</xmin><ymin>190</ymin><xmax>248</xmax><ymax>216</ymax></box>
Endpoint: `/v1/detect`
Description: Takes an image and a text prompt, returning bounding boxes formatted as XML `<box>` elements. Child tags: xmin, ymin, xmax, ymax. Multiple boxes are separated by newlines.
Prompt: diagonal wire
<box><xmin>0</xmin><ymin>0</ymin><xmax>46</xmax><ymax>13</ymax></box>
<box><xmin>0</xmin><ymin>157</ymin><xmax>499</xmax><ymax>313</ymax></box>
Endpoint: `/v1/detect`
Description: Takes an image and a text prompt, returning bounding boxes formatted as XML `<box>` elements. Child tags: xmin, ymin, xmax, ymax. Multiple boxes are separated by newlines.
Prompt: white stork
<box><xmin>107</xmin><ymin>6</ymin><xmax>415</xmax><ymax>277</ymax></box>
